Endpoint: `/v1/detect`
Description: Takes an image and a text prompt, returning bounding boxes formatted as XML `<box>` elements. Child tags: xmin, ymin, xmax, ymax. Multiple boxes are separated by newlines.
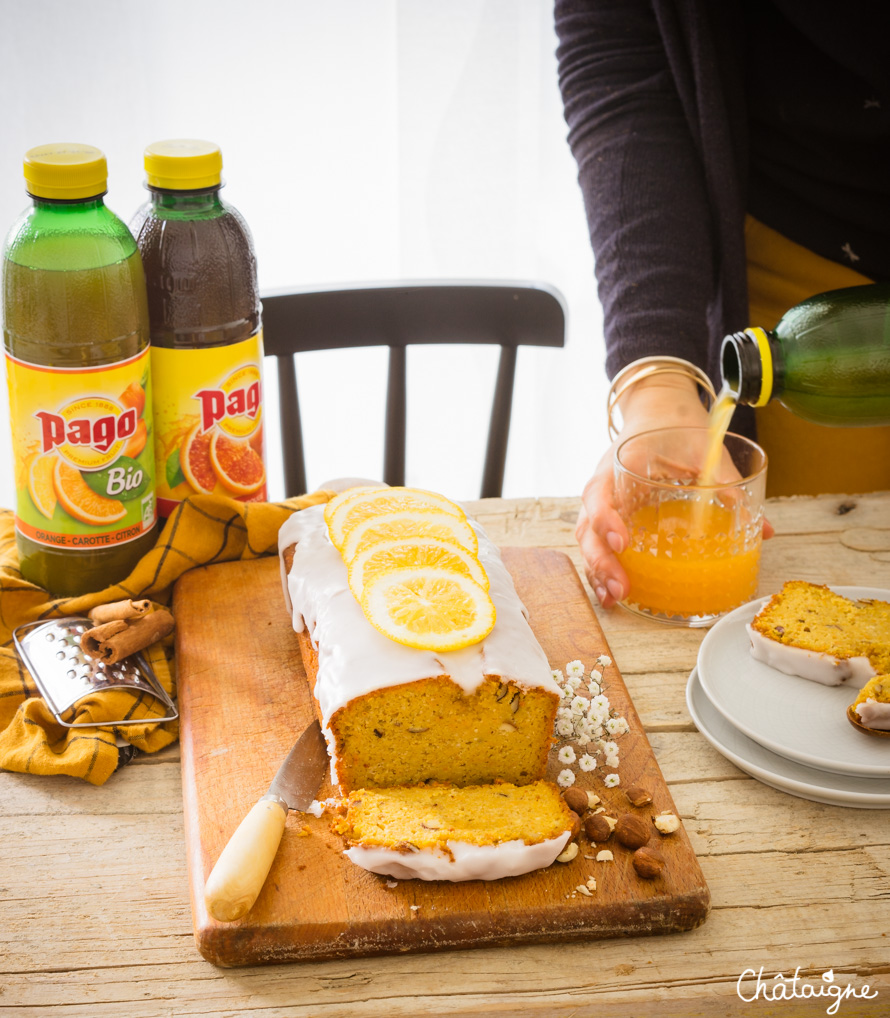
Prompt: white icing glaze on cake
<box><xmin>746</xmin><ymin>624</ymin><xmax>876</xmax><ymax>686</ymax></box>
<box><xmin>344</xmin><ymin>831</ymin><xmax>571</xmax><ymax>881</ymax></box>
<box><xmin>278</xmin><ymin>504</ymin><xmax>560</xmax><ymax>779</ymax></box>
<box><xmin>855</xmin><ymin>699</ymin><xmax>890</xmax><ymax>731</ymax></box>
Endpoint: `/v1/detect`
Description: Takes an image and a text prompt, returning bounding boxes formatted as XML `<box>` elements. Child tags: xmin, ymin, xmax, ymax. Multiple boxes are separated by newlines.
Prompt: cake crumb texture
<box><xmin>752</xmin><ymin>580</ymin><xmax>890</xmax><ymax>672</ymax></box>
<box><xmin>327</xmin><ymin>674</ymin><xmax>557</xmax><ymax>791</ymax></box>
<box><xmin>335</xmin><ymin>780</ymin><xmax>573</xmax><ymax>852</ymax></box>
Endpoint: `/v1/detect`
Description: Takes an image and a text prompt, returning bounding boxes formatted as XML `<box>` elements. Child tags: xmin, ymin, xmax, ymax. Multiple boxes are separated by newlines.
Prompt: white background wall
<box><xmin>0</xmin><ymin>0</ymin><xmax>607</xmax><ymax>505</ymax></box>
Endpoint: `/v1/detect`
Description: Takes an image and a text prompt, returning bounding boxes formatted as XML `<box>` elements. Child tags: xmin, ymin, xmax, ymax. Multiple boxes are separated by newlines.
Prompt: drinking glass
<box><xmin>613</xmin><ymin>426</ymin><xmax>767</xmax><ymax>627</ymax></box>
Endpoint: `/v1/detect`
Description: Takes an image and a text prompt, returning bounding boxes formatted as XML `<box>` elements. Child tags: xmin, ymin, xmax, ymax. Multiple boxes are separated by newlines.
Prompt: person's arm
<box><xmin>555</xmin><ymin>0</ymin><xmax>727</xmax><ymax>604</ymax></box>
<box><xmin>555</xmin><ymin>0</ymin><xmax>717</xmax><ymax>376</ymax></box>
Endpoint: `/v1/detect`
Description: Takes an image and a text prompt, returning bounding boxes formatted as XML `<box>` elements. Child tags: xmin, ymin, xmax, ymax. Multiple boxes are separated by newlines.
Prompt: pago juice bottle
<box><xmin>2</xmin><ymin>144</ymin><xmax>158</xmax><ymax>597</ymax></box>
<box><xmin>721</xmin><ymin>283</ymin><xmax>890</xmax><ymax>426</ymax></box>
<box><xmin>130</xmin><ymin>139</ymin><xmax>266</xmax><ymax>517</ymax></box>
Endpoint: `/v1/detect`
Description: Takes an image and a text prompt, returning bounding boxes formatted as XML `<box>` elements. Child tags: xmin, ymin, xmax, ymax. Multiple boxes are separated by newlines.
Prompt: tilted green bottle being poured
<box><xmin>721</xmin><ymin>283</ymin><xmax>890</xmax><ymax>426</ymax></box>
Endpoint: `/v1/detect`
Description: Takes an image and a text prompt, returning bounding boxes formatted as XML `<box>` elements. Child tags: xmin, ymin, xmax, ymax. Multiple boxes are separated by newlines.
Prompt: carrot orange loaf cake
<box><xmin>850</xmin><ymin>675</ymin><xmax>890</xmax><ymax>731</ymax></box>
<box><xmin>279</xmin><ymin>503</ymin><xmax>561</xmax><ymax>793</ymax></box>
<box><xmin>333</xmin><ymin>781</ymin><xmax>576</xmax><ymax>881</ymax></box>
<box><xmin>748</xmin><ymin>581</ymin><xmax>890</xmax><ymax>686</ymax></box>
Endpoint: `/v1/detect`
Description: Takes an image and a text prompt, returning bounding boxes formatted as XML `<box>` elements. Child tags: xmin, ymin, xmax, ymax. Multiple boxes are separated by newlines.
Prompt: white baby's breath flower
<box><xmin>614</xmin><ymin>717</ymin><xmax>630</xmax><ymax>735</ymax></box>
<box><xmin>586</xmin><ymin>707</ymin><xmax>607</xmax><ymax>728</ymax></box>
<box><xmin>556</xmin><ymin>719</ymin><xmax>574</xmax><ymax>738</ymax></box>
<box><xmin>604</xmin><ymin>718</ymin><xmax>623</xmax><ymax>735</ymax></box>
<box><xmin>570</xmin><ymin>695</ymin><xmax>589</xmax><ymax>715</ymax></box>
<box><xmin>597</xmin><ymin>655</ymin><xmax>612</xmax><ymax>667</ymax></box>
<box><xmin>591</xmin><ymin>694</ymin><xmax>610</xmax><ymax>711</ymax></box>
<box><xmin>565</xmin><ymin>674</ymin><xmax>582</xmax><ymax>691</ymax></box>
<box><xmin>557</xmin><ymin>769</ymin><xmax>576</xmax><ymax>788</ymax></box>
<box><xmin>558</xmin><ymin>745</ymin><xmax>577</xmax><ymax>765</ymax></box>
<box><xmin>557</xmin><ymin>706</ymin><xmax>573</xmax><ymax>720</ymax></box>
<box><xmin>602</xmin><ymin>741</ymin><xmax>619</xmax><ymax>756</ymax></box>
<box><xmin>579</xmin><ymin>753</ymin><xmax>597</xmax><ymax>772</ymax></box>
<box><xmin>551</xmin><ymin>669</ymin><xmax>564</xmax><ymax>685</ymax></box>
<box><xmin>575</xmin><ymin>733</ymin><xmax>590</xmax><ymax>746</ymax></box>
<box><xmin>589</xmin><ymin>669</ymin><xmax>603</xmax><ymax>683</ymax></box>
<box><xmin>603</xmin><ymin>773</ymin><xmax>620</xmax><ymax>788</ymax></box>
<box><xmin>566</xmin><ymin>660</ymin><xmax>585</xmax><ymax>678</ymax></box>
<box><xmin>605</xmin><ymin>754</ymin><xmax>620</xmax><ymax>768</ymax></box>
<box><xmin>561</xmin><ymin>685</ymin><xmax>575</xmax><ymax>702</ymax></box>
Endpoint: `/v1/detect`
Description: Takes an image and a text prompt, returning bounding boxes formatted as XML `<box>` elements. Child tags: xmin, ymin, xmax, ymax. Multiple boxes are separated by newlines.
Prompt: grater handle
<box><xmin>203</xmin><ymin>798</ymin><xmax>287</xmax><ymax>922</ymax></box>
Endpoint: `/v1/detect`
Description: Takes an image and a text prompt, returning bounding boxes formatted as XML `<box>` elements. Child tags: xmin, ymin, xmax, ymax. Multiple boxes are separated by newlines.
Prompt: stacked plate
<box><xmin>687</xmin><ymin>586</ymin><xmax>890</xmax><ymax>809</ymax></box>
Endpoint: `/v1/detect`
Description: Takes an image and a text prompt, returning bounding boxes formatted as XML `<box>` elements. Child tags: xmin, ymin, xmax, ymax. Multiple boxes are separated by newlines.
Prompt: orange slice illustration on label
<box><xmin>53</xmin><ymin>460</ymin><xmax>126</xmax><ymax>526</ymax></box>
<box><xmin>119</xmin><ymin>381</ymin><xmax>146</xmax><ymax>418</ymax></box>
<box><xmin>123</xmin><ymin>418</ymin><xmax>148</xmax><ymax>459</ymax></box>
<box><xmin>180</xmin><ymin>424</ymin><xmax>218</xmax><ymax>495</ymax></box>
<box><xmin>209</xmin><ymin>431</ymin><xmax>265</xmax><ymax>496</ymax></box>
<box><xmin>29</xmin><ymin>453</ymin><xmax>58</xmax><ymax>520</ymax></box>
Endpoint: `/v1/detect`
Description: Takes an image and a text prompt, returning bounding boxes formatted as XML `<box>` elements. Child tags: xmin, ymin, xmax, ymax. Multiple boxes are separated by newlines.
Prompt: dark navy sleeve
<box><xmin>554</xmin><ymin>0</ymin><xmax>718</xmax><ymax>378</ymax></box>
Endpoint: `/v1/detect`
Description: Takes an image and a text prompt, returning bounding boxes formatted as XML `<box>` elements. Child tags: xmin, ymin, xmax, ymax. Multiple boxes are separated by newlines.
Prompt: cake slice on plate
<box><xmin>747</xmin><ymin>580</ymin><xmax>890</xmax><ymax>686</ymax></box>
<box><xmin>849</xmin><ymin>674</ymin><xmax>890</xmax><ymax>733</ymax></box>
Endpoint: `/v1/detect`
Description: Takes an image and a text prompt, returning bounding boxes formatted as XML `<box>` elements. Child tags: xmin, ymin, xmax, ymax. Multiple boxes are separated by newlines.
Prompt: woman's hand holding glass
<box><xmin>577</xmin><ymin>372</ymin><xmax>774</xmax><ymax>610</ymax></box>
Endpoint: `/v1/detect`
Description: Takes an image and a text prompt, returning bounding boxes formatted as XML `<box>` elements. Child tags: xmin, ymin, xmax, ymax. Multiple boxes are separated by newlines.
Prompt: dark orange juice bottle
<box><xmin>2</xmin><ymin>144</ymin><xmax>158</xmax><ymax>597</ymax></box>
<box><xmin>130</xmin><ymin>140</ymin><xmax>266</xmax><ymax>517</ymax></box>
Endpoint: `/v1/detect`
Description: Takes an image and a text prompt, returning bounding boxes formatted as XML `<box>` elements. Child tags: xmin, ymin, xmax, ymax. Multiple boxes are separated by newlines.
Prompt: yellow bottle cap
<box><xmin>143</xmin><ymin>139</ymin><xmax>223</xmax><ymax>190</ymax></box>
<box><xmin>24</xmin><ymin>143</ymin><xmax>107</xmax><ymax>200</ymax></box>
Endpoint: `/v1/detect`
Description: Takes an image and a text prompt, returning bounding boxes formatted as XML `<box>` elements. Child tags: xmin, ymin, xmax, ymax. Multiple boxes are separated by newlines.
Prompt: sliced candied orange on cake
<box><xmin>323</xmin><ymin>485</ymin><xmax>388</xmax><ymax>529</ymax></box>
<box><xmin>341</xmin><ymin>509</ymin><xmax>479</xmax><ymax>561</ymax></box>
<box><xmin>327</xmin><ymin>487</ymin><xmax>466</xmax><ymax>550</ymax></box>
<box><xmin>348</xmin><ymin>537</ymin><xmax>488</xmax><ymax>599</ymax></box>
<box><xmin>361</xmin><ymin>565</ymin><xmax>495</xmax><ymax>651</ymax></box>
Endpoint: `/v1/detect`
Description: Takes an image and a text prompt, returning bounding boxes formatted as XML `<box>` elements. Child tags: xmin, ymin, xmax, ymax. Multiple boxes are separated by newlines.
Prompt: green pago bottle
<box><xmin>2</xmin><ymin>144</ymin><xmax>158</xmax><ymax>597</ymax></box>
<box><xmin>721</xmin><ymin>283</ymin><xmax>890</xmax><ymax>426</ymax></box>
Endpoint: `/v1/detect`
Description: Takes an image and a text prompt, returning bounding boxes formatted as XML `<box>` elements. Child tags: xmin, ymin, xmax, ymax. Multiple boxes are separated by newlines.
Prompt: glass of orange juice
<box><xmin>613</xmin><ymin>426</ymin><xmax>767</xmax><ymax>627</ymax></box>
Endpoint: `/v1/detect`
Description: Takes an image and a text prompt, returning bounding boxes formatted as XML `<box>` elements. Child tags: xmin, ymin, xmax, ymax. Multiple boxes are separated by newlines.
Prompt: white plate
<box><xmin>686</xmin><ymin>669</ymin><xmax>890</xmax><ymax>808</ymax></box>
<box><xmin>696</xmin><ymin>587</ymin><xmax>890</xmax><ymax>778</ymax></box>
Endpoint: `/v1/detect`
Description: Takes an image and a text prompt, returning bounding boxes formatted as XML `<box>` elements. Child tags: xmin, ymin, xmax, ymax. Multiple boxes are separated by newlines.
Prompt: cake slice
<box><xmin>849</xmin><ymin>675</ymin><xmax>890</xmax><ymax>732</ymax></box>
<box><xmin>748</xmin><ymin>581</ymin><xmax>890</xmax><ymax>686</ymax></box>
<box><xmin>333</xmin><ymin>780</ymin><xmax>577</xmax><ymax>881</ymax></box>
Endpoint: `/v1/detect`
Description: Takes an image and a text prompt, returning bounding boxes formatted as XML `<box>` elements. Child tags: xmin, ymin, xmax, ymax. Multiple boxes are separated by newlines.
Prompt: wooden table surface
<box><xmin>3</xmin><ymin>491</ymin><xmax>889</xmax><ymax>1018</ymax></box>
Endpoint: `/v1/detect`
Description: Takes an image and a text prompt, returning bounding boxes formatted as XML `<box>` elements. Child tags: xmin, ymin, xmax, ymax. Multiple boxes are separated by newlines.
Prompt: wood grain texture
<box><xmin>2</xmin><ymin>492</ymin><xmax>889</xmax><ymax>1016</ymax></box>
<box><xmin>174</xmin><ymin>547</ymin><xmax>709</xmax><ymax>967</ymax></box>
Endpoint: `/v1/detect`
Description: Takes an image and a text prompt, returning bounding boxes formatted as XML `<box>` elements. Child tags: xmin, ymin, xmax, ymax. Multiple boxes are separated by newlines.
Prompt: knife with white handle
<box><xmin>204</xmin><ymin>719</ymin><xmax>329</xmax><ymax>922</ymax></box>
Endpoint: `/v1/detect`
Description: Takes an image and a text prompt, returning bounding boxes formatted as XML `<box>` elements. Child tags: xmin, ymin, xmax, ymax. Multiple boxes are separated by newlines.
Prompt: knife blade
<box><xmin>204</xmin><ymin>719</ymin><xmax>329</xmax><ymax>922</ymax></box>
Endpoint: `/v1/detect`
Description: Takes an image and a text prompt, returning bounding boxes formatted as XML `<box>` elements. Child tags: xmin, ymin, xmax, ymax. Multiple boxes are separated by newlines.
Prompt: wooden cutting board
<box><xmin>175</xmin><ymin>547</ymin><xmax>710</xmax><ymax>967</ymax></box>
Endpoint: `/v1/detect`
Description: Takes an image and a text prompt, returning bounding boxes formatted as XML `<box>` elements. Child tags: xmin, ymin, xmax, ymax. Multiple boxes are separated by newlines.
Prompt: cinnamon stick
<box><xmin>88</xmin><ymin>599</ymin><xmax>153</xmax><ymax>625</ymax></box>
<box><xmin>81</xmin><ymin>609</ymin><xmax>175</xmax><ymax>665</ymax></box>
<box><xmin>81</xmin><ymin>620</ymin><xmax>128</xmax><ymax>652</ymax></box>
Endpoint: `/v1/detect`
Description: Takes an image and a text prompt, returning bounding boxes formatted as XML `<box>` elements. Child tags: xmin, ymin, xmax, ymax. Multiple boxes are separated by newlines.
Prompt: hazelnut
<box><xmin>654</xmin><ymin>812</ymin><xmax>681</xmax><ymax>835</ymax></box>
<box><xmin>556</xmin><ymin>841</ymin><xmax>579</xmax><ymax>863</ymax></box>
<box><xmin>583</xmin><ymin>814</ymin><xmax>613</xmax><ymax>842</ymax></box>
<box><xmin>614</xmin><ymin>813</ymin><xmax>651</xmax><ymax>849</ymax></box>
<box><xmin>625</xmin><ymin>785</ymin><xmax>653</xmax><ymax>807</ymax></box>
<box><xmin>568</xmin><ymin>810</ymin><xmax>583</xmax><ymax>840</ymax></box>
<box><xmin>586</xmin><ymin>791</ymin><xmax>601</xmax><ymax>809</ymax></box>
<box><xmin>562</xmin><ymin>787</ymin><xmax>590</xmax><ymax>815</ymax></box>
<box><xmin>632</xmin><ymin>846</ymin><xmax>666</xmax><ymax>879</ymax></box>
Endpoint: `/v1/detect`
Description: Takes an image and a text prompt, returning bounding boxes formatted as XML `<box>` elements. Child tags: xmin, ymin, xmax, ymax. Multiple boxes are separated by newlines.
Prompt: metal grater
<box><xmin>13</xmin><ymin>616</ymin><xmax>178</xmax><ymax>729</ymax></box>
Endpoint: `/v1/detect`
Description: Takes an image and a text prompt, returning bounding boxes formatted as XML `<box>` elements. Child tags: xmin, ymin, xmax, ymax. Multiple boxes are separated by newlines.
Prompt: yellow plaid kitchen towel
<box><xmin>0</xmin><ymin>491</ymin><xmax>330</xmax><ymax>786</ymax></box>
